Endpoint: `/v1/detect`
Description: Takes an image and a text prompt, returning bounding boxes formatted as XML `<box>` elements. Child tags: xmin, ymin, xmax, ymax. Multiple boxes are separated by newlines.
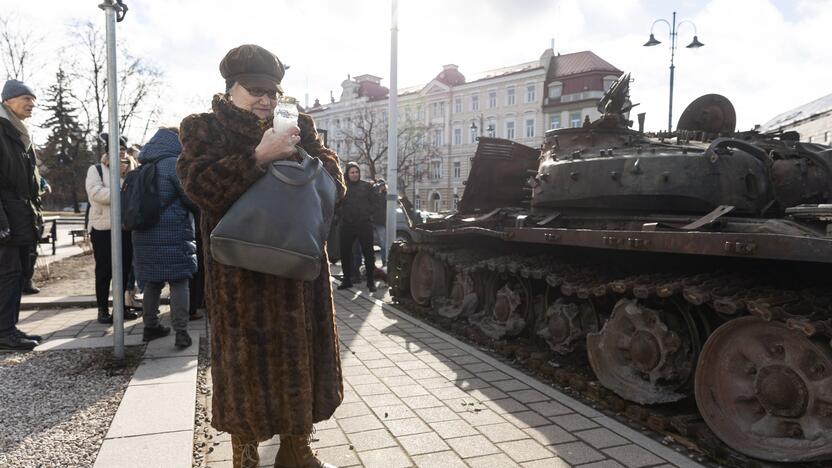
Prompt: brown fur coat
<box><xmin>177</xmin><ymin>94</ymin><xmax>346</xmax><ymax>439</ymax></box>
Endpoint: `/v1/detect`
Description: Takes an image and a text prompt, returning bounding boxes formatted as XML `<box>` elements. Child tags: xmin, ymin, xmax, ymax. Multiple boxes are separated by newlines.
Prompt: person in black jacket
<box><xmin>337</xmin><ymin>162</ymin><xmax>376</xmax><ymax>292</ymax></box>
<box><xmin>0</xmin><ymin>79</ymin><xmax>43</xmax><ymax>351</ymax></box>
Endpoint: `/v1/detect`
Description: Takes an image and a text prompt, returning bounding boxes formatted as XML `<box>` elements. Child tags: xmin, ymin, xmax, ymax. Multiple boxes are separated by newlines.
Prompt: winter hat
<box><xmin>99</xmin><ymin>132</ymin><xmax>129</xmax><ymax>154</ymax></box>
<box><xmin>2</xmin><ymin>79</ymin><xmax>36</xmax><ymax>101</ymax></box>
<box><xmin>220</xmin><ymin>44</ymin><xmax>285</xmax><ymax>93</ymax></box>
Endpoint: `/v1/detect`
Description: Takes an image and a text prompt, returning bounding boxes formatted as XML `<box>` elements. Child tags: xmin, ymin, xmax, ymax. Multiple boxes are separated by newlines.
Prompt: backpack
<box><xmin>121</xmin><ymin>157</ymin><xmax>174</xmax><ymax>231</ymax></box>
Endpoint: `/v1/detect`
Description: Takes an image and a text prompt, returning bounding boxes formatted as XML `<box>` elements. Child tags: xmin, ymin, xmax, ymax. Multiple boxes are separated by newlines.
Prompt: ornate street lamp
<box><xmin>644</xmin><ymin>11</ymin><xmax>704</xmax><ymax>132</ymax></box>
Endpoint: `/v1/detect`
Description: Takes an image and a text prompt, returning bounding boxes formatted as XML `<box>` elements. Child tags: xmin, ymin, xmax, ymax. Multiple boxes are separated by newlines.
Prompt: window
<box><xmin>471</xmin><ymin>95</ymin><xmax>479</xmax><ymax>111</ymax></box>
<box><xmin>431</xmin><ymin>192</ymin><xmax>441</xmax><ymax>212</ymax></box>
<box><xmin>570</xmin><ymin>111</ymin><xmax>581</xmax><ymax>128</ymax></box>
<box><xmin>526</xmin><ymin>84</ymin><xmax>536</xmax><ymax>103</ymax></box>
<box><xmin>603</xmin><ymin>75</ymin><xmax>618</xmax><ymax>91</ymax></box>
<box><xmin>433</xmin><ymin>128</ymin><xmax>444</xmax><ymax>146</ymax></box>
<box><xmin>430</xmin><ymin>161</ymin><xmax>442</xmax><ymax>180</ymax></box>
<box><xmin>334</xmin><ymin>118</ymin><xmax>341</xmax><ymax>129</ymax></box>
<box><xmin>505</xmin><ymin>121</ymin><xmax>515</xmax><ymax>139</ymax></box>
<box><xmin>487</xmin><ymin>118</ymin><xmax>496</xmax><ymax>137</ymax></box>
<box><xmin>415</xmin><ymin>195</ymin><xmax>421</xmax><ymax>210</ymax></box>
<box><xmin>525</xmin><ymin>118</ymin><xmax>535</xmax><ymax>138</ymax></box>
<box><xmin>548</xmin><ymin>82</ymin><xmax>562</xmax><ymax>99</ymax></box>
<box><xmin>550</xmin><ymin>115</ymin><xmax>561</xmax><ymax>129</ymax></box>
<box><xmin>488</xmin><ymin>91</ymin><xmax>497</xmax><ymax>108</ymax></box>
<box><xmin>454</xmin><ymin>97</ymin><xmax>462</xmax><ymax>113</ymax></box>
<box><xmin>470</xmin><ymin>125</ymin><xmax>478</xmax><ymax>144</ymax></box>
<box><xmin>417</xmin><ymin>105</ymin><xmax>425</xmax><ymax>120</ymax></box>
<box><xmin>453</xmin><ymin>161</ymin><xmax>461</xmax><ymax>179</ymax></box>
<box><xmin>431</xmin><ymin>102</ymin><xmax>445</xmax><ymax>118</ymax></box>
<box><xmin>453</xmin><ymin>194</ymin><xmax>460</xmax><ymax>210</ymax></box>
<box><xmin>336</xmin><ymin>141</ymin><xmax>342</xmax><ymax>153</ymax></box>
<box><xmin>506</xmin><ymin>86</ymin><xmax>516</xmax><ymax>105</ymax></box>
<box><xmin>453</xmin><ymin>127</ymin><xmax>462</xmax><ymax>145</ymax></box>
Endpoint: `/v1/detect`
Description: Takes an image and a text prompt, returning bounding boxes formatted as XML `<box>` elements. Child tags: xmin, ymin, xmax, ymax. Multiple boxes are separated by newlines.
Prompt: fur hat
<box><xmin>220</xmin><ymin>44</ymin><xmax>285</xmax><ymax>93</ymax></box>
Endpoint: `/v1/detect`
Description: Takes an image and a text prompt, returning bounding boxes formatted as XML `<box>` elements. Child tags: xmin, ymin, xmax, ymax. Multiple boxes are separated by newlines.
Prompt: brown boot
<box><xmin>275</xmin><ymin>435</ymin><xmax>337</xmax><ymax>468</ymax></box>
<box><xmin>231</xmin><ymin>434</ymin><xmax>260</xmax><ymax>468</ymax></box>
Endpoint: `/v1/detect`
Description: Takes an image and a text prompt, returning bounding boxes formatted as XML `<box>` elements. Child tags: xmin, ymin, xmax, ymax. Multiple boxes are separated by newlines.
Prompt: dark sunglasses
<box><xmin>242</xmin><ymin>85</ymin><xmax>279</xmax><ymax>99</ymax></box>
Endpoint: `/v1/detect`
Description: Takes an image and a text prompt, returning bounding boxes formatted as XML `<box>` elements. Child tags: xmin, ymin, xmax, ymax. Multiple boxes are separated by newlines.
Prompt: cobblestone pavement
<box><xmin>205</xmin><ymin>288</ymin><xmax>701</xmax><ymax>468</ymax></box>
<box><xmin>17</xmin><ymin>305</ymin><xmax>205</xmax><ymax>350</ymax></box>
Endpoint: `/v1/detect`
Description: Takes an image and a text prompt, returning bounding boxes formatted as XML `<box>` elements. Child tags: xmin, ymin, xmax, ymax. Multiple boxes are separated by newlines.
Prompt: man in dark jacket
<box><xmin>337</xmin><ymin>162</ymin><xmax>377</xmax><ymax>292</ymax></box>
<box><xmin>0</xmin><ymin>79</ymin><xmax>42</xmax><ymax>351</ymax></box>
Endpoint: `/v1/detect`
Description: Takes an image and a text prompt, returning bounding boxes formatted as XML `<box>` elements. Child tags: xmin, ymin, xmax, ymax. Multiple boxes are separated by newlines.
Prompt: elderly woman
<box><xmin>177</xmin><ymin>45</ymin><xmax>345</xmax><ymax>468</ymax></box>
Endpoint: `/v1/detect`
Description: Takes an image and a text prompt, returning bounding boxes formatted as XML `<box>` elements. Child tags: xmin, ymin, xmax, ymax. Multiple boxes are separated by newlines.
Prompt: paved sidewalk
<box><xmin>205</xmin><ymin>288</ymin><xmax>702</xmax><ymax>468</ymax></box>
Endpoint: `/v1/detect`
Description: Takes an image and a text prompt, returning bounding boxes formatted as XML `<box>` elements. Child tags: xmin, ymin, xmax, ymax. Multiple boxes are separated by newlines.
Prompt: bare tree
<box><xmin>69</xmin><ymin>21</ymin><xmax>106</xmax><ymax>156</ymax></box>
<box><xmin>340</xmin><ymin>106</ymin><xmax>439</xmax><ymax>192</ymax></box>
<box><xmin>69</xmin><ymin>21</ymin><xmax>164</xmax><ymax>152</ymax></box>
<box><xmin>117</xmin><ymin>54</ymin><xmax>164</xmax><ymax>137</ymax></box>
<box><xmin>0</xmin><ymin>14</ymin><xmax>44</xmax><ymax>81</ymax></box>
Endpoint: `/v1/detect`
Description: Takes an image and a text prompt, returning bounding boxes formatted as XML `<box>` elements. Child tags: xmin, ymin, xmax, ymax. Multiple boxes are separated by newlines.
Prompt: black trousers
<box><xmin>90</xmin><ymin>229</ymin><xmax>133</xmax><ymax>310</ymax></box>
<box><xmin>0</xmin><ymin>244</ymin><xmax>33</xmax><ymax>335</ymax></box>
<box><xmin>339</xmin><ymin>222</ymin><xmax>375</xmax><ymax>285</ymax></box>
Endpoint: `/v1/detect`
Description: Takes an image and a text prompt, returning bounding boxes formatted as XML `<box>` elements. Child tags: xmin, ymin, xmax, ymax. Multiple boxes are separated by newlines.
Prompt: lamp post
<box><xmin>644</xmin><ymin>11</ymin><xmax>704</xmax><ymax>132</ymax></box>
<box><xmin>470</xmin><ymin>116</ymin><xmax>495</xmax><ymax>140</ymax></box>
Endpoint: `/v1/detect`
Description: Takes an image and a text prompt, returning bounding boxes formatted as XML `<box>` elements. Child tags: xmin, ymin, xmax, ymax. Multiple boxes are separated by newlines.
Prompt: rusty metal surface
<box><xmin>587</xmin><ymin>299</ymin><xmax>695</xmax><ymax>404</ymax></box>
<box><xmin>457</xmin><ymin>137</ymin><xmax>540</xmax><ymax>215</ymax></box>
<box><xmin>695</xmin><ymin>317</ymin><xmax>832</xmax><ymax>462</ymax></box>
<box><xmin>503</xmin><ymin>226</ymin><xmax>832</xmax><ymax>264</ymax></box>
<box><xmin>677</xmin><ymin>94</ymin><xmax>737</xmax><ymax>134</ymax></box>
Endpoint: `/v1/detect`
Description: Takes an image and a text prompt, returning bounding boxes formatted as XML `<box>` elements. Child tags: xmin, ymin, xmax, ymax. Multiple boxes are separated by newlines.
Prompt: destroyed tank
<box><xmin>388</xmin><ymin>74</ymin><xmax>832</xmax><ymax>464</ymax></box>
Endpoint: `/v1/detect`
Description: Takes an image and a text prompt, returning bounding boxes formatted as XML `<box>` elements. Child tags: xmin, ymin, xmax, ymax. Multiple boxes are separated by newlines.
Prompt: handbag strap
<box><xmin>268</xmin><ymin>147</ymin><xmax>322</xmax><ymax>186</ymax></box>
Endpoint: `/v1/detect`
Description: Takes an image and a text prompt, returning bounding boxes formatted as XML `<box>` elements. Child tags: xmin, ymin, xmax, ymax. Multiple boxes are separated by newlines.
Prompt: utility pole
<box><xmin>98</xmin><ymin>0</ymin><xmax>128</xmax><ymax>361</ymax></box>
<box><xmin>385</xmin><ymin>0</ymin><xmax>399</xmax><ymax>261</ymax></box>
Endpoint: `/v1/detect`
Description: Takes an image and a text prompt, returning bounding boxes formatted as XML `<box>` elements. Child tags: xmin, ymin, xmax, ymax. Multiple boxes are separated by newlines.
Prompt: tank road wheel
<box><xmin>587</xmin><ymin>298</ymin><xmax>697</xmax><ymax>404</ymax></box>
<box><xmin>538</xmin><ymin>298</ymin><xmax>599</xmax><ymax>355</ymax></box>
<box><xmin>695</xmin><ymin>317</ymin><xmax>832</xmax><ymax>462</ymax></box>
<box><xmin>409</xmin><ymin>251</ymin><xmax>448</xmax><ymax>306</ymax></box>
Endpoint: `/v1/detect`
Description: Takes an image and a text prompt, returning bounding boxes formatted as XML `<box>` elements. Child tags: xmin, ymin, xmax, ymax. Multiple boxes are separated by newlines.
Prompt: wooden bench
<box><xmin>70</xmin><ymin>229</ymin><xmax>87</xmax><ymax>245</ymax></box>
<box><xmin>39</xmin><ymin>216</ymin><xmax>58</xmax><ymax>255</ymax></box>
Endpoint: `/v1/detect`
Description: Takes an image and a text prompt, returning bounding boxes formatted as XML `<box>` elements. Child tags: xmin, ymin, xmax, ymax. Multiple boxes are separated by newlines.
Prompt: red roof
<box><xmin>550</xmin><ymin>50</ymin><xmax>620</xmax><ymax>77</ymax></box>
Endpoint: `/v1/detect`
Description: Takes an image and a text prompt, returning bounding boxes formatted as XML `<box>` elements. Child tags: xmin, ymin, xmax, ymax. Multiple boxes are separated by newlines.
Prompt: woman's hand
<box><xmin>254</xmin><ymin>125</ymin><xmax>301</xmax><ymax>167</ymax></box>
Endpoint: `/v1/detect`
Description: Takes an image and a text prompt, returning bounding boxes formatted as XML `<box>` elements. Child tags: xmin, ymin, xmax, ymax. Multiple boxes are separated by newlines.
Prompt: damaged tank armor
<box><xmin>388</xmin><ymin>74</ymin><xmax>832</xmax><ymax>464</ymax></box>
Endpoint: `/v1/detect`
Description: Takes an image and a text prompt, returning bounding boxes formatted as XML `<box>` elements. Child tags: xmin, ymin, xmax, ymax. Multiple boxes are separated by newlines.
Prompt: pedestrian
<box><xmin>85</xmin><ymin>134</ymin><xmax>139</xmax><ymax>324</ymax></box>
<box><xmin>188</xmin><ymin>209</ymin><xmax>205</xmax><ymax>321</ymax></box>
<box><xmin>132</xmin><ymin>127</ymin><xmax>198</xmax><ymax>348</ymax></box>
<box><xmin>371</xmin><ymin>178</ymin><xmax>388</xmax><ymax>267</ymax></box>
<box><xmin>123</xmin><ymin>152</ymin><xmax>142</xmax><ymax>312</ymax></box>
<box><xmin>21</xmin><ymin>175</ymin><xmax>51</xmax><ymax>295</ymax></box>
<box><xmin>0</xmin><ymin>79</ymin><xmax>43</xmax><ymax>351</ymax></box>
<box><xmin>177</xmin><ymin>44</ymin><xmax>346</xmax><ymax>468</ymax></box>
<box><xmin>337</xmin><ymin>161</ymin><xmax>377</xmax><ymax>292</ymax></box>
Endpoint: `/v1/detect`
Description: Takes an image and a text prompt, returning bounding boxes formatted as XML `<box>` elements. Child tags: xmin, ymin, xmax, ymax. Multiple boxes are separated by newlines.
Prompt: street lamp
<box><xmin>471</xmin><ymin>116</ymin><xmax>496</xmax><ymax>140</ymax></box>
<box><xmin>644</xmin><ymin>11</ymin><xmax>704</xmax><ymax>132</ymax></box>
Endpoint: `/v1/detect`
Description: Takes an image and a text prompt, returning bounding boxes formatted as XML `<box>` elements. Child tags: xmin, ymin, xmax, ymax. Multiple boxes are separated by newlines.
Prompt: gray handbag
<box><xmin>210</xmin><ymin>147</ymin><xmax>337</xmax><ymax>281</ymax></box>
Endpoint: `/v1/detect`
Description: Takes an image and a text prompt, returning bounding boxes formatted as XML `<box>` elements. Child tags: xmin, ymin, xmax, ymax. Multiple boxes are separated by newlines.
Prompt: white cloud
<box><xmin>2</xmin><ymin>0</ymin><xmax>829</xmax><ymax>142</ymax></box>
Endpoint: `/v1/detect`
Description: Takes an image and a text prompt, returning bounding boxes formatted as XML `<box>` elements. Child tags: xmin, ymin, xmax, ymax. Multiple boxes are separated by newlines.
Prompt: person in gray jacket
<box><xmin>132</xmin><ymin>127</ymin><xmax>198</xmax><ymax>348</ymax></box>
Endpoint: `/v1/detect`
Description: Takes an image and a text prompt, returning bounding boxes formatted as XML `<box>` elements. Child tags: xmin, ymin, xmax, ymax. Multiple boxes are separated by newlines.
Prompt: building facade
<box><xmin>759</xmin><ymin>93</ymin><xmax>832</xmax><ymax>145</ymax></box>
<box><xmin>307</xmin><ymin>49</ymin><xmax>621</xmax><ymax>212</ymax></box>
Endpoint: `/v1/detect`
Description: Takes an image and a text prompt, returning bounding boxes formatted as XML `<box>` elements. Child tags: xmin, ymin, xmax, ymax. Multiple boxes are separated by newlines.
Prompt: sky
<box><xmin>2</xmin><ymin>0</ymin><xmax>831</xmax><ymax>143</ymax></box>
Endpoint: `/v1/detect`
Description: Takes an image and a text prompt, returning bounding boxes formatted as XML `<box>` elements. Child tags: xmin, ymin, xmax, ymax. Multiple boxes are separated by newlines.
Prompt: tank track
<box><xmin>387</xmin><ymin>241</ymin><xmax>832</xmax><ymax>468</ymax></box>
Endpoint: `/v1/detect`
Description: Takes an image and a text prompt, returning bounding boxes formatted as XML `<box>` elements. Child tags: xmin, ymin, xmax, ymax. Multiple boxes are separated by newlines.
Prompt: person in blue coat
<box><xmin>132</xmin><ymin>127</ymin><xmax>198</xmax><ymax>348</ymax></box>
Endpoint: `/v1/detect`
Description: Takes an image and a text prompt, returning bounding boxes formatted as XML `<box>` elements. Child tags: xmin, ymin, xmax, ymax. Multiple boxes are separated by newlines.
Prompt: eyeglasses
<box><xmin>242</xmin><ymin>85</ymin><xmax>279</xmax><ymax>100</ymax></box>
